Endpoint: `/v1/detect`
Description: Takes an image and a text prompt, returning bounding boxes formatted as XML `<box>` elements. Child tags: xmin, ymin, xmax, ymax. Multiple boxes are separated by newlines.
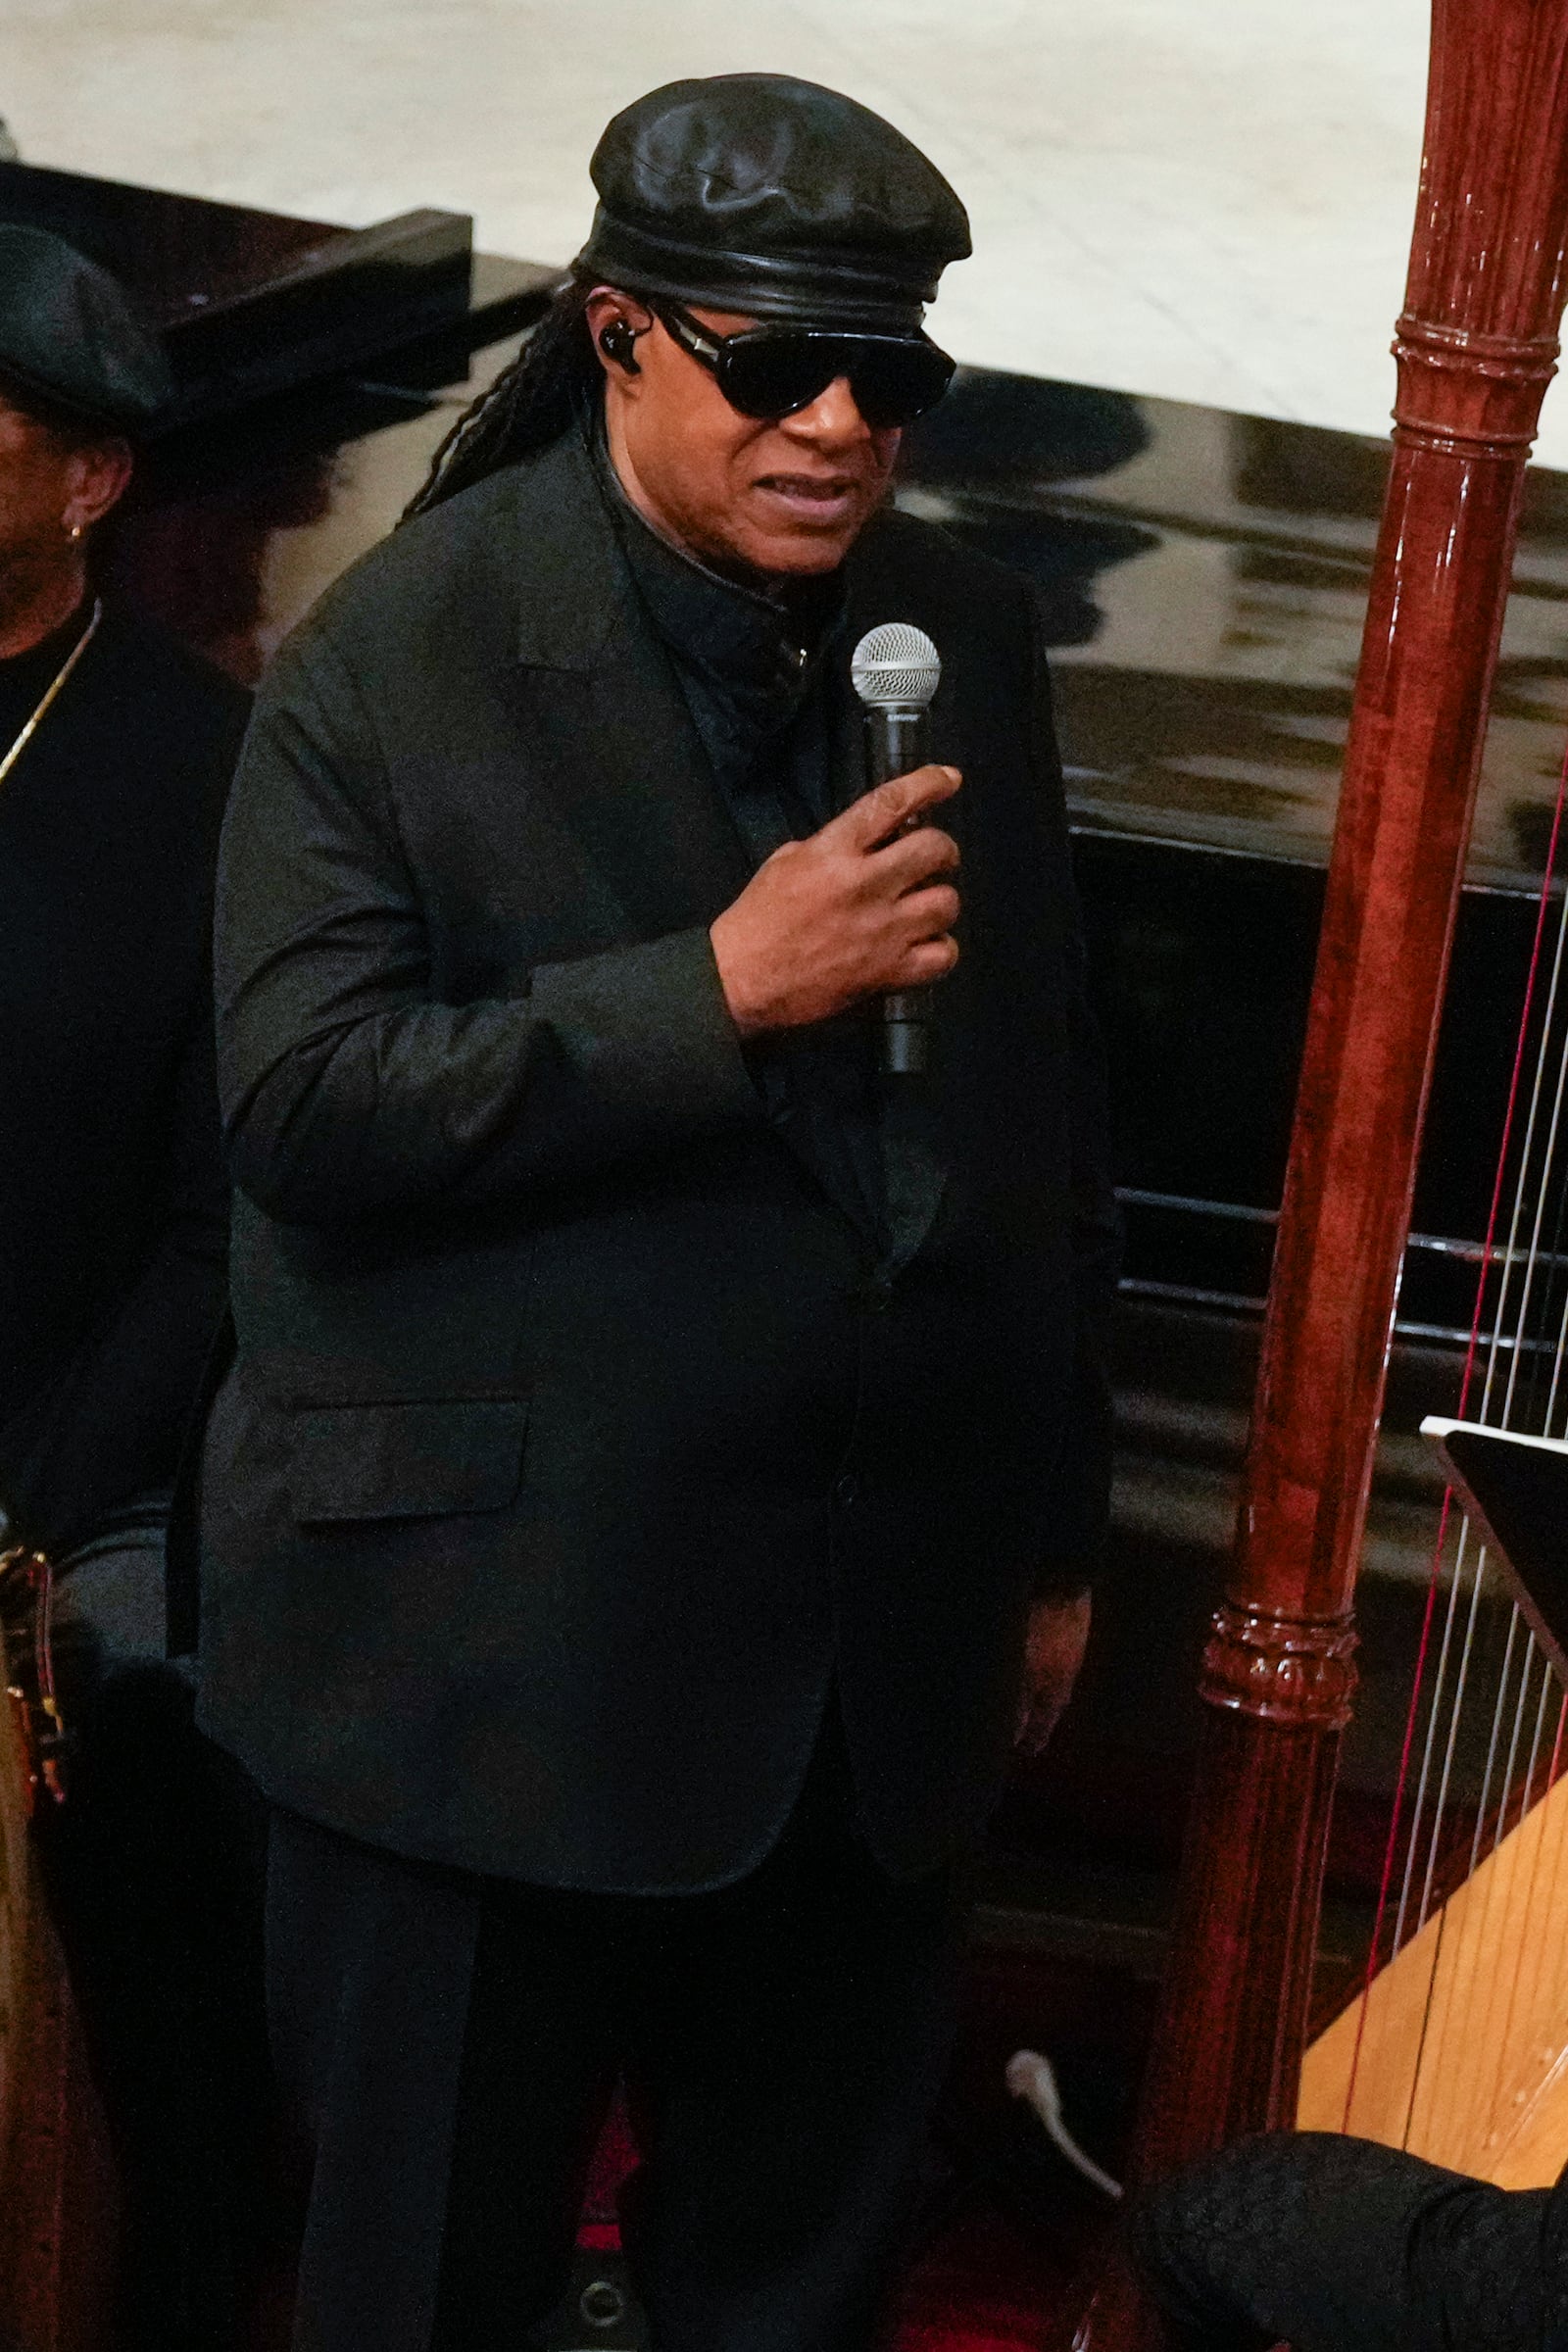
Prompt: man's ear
<box><xmin>63</xmin><ymin>437</ymin><xmax>133</xmax><ymax>534</ymax></box>
<box><xmin>585</xmin><ymin>287</ymin><xmax>653</xmax><ymax>382</ymax></box>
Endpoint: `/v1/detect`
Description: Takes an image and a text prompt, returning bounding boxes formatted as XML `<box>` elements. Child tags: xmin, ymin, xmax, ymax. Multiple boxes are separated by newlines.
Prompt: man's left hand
<box><xmin>1015</xmin><ymin>1592</ymin><xmax>1093</xmax><ymax>1756</ymax></box>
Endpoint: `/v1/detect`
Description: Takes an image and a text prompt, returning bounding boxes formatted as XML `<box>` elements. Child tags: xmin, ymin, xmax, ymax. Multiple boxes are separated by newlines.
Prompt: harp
<box><xmin>1054</xmin><ymin>1</ymin><xmax>1568</xmax><ymax>2343</ymax></box>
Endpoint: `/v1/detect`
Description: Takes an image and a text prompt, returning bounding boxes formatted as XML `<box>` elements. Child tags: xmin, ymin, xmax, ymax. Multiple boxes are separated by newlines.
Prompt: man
<box><xmin>1131</xmin><ymin>2129</ymin><xmax>1568</xmax><ymax>2351</ymax></box>
<box><xmin>197</xmin><ymin>73</ymin><xmax>1119</xmax><ymax>2352</ymax></box>
<box><xmin>0</xmin><ymin>228</ymin><xmax>269</xmax><ymax>2349</ymax></box>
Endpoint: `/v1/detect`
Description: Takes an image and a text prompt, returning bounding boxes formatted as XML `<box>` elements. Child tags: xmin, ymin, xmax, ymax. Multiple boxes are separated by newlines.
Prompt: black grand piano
<box><xmin>5</xmin><ymin>154</ymin><xmax>1561</xmax><ymax>2350</ymax></box>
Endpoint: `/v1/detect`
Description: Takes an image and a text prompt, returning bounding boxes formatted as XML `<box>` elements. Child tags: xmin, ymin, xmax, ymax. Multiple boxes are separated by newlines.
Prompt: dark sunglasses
<box><xmin>652</xmin><ymin>300</ymin><xmax>956</xmax><ymax>430</ymax></box>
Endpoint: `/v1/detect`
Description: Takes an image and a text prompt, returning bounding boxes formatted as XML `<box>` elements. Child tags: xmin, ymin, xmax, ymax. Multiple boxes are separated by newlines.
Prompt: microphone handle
<box><xmin>865</xmin><ymin>705</ymin><xmax>932</xmax><ymax>1077</ymax></box>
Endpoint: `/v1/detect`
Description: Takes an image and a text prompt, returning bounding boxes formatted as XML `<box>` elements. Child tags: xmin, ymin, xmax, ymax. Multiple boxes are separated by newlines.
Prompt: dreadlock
<box><xmin>403</xmin><ymin>275</ymin><xmax>601</xmax><ymax>520</ymax></box>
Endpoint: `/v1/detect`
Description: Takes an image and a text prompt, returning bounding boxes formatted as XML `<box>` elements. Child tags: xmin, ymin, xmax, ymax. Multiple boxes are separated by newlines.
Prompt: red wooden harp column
<box><xmin>1056</xmin><ymin>4</ymin><xmax>1568</xmax><ymax>2344</ymax></box>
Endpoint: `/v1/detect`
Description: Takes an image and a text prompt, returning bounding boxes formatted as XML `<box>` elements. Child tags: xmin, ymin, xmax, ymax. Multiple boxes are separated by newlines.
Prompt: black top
<box><xmin>0</xmin><ymin>597</ymin><xmax>98</xmax><ymax>743</ymax></box>
<box><xmin>0</xmin><ymin>598</ymin><xmax>249</xmax><ymax>1552</ymax></box>
<box><xmin>589</xmin><ymin>422</ymin><xmax>842</xmax><ymax>831</ymax></box>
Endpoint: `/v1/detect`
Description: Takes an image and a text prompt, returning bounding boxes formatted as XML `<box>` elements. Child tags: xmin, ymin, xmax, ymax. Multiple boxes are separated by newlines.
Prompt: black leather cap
<box><xmin>0</xmin><ymin>225</ymin><xmax>171</xmax><ymax>434</ymax></box>
<box><xmin>574</xmin><ymin>74</ymin><xmax>970</xmax><ymax>331</ymax></box>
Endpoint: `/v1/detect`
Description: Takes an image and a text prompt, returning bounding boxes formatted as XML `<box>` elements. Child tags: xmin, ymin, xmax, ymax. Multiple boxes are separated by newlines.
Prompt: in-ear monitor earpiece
<box><xmin>599</xmin><ymin>318</ymin><xmax>643</xmax><ymax>374</ymax></box>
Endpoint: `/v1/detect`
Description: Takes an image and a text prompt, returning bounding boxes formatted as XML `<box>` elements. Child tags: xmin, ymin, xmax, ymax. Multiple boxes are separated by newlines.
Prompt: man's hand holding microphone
<box><xmin>710</xmin><ymin>762</ymin><xmax>960</xmax><ymax>1039</ymax></box>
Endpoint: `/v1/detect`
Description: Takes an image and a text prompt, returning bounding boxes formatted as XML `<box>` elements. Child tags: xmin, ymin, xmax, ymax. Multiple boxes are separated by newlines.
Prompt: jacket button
<box><xmin>834</xmin><ymin>1472</ymin><xmax>860</xmax><ymax>1507</ymax></box>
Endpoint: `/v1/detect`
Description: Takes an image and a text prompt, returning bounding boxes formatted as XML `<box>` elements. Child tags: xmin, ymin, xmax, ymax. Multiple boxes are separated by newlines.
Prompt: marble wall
<box><xmin>6</xmin><ymin>1</ymin><xmax>1535</xmax><ymax>464</ymax></box>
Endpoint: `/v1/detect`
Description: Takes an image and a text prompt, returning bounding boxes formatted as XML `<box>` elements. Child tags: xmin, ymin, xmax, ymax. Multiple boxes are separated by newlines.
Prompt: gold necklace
<box><xmin>0</xmin><ymin>597</ymin><xmax>103</xmax><ymax>790</ymax></box>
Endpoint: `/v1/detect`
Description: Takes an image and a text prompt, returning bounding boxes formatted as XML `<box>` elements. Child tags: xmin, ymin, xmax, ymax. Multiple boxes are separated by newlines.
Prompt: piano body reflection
<box><xmin>6</xmin><ymin>155</ymin><xmax>1566</xmax><ymax>2348</ymax></box>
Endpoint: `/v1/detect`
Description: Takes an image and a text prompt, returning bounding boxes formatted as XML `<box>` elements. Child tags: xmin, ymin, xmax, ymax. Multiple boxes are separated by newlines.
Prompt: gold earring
<box><xmin>67</xmin><ymin>521</ymin><xmax>83</xmax><ymax>542</ymax></box>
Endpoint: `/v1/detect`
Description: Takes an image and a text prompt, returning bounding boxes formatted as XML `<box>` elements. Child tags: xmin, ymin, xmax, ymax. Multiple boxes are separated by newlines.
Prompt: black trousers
<box><xmin>267</xmin><ymin>1720</ymin><xmax>962</xmax><ymax>2352</ymax></box>
<box><xmin>1130</xmin><ymin>2132</ymin><xmax>1566</xmax><ymax>2352</ymax></box>
<box><xmin>34</xmin><ymin>1502</ymin><xmax>276</xmax><ymax>2352</ymax></box>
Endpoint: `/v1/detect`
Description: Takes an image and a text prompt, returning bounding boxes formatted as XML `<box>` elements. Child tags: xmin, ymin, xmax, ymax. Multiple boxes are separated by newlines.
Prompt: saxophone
<box><xmin>0</xmin><ymin>1544</ymin><xmax>67</xmax><ymax>1812</ymax></box>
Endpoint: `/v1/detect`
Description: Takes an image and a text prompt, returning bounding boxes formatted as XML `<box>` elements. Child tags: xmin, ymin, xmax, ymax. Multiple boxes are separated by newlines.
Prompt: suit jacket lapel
<box><xmin>502</xmin><ymin>444</ymin><xmax>952</xmax><ymax>1255</ymax></box>
<box><xmin>507</xmin><ymin>433</ymin><xmax>754</xmax><ymax>936</ymax></box>
<box><xmin>502</xmin><ymin>437</ymin><xmax>870</xmax><ymax>1232</ymax></box>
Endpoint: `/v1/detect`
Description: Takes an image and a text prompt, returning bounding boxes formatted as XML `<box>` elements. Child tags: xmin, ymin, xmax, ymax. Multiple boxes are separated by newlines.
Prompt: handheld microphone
<box><xmin>851</xmin><ymin>622</ymin><xmax>944</xmax><ymax>1076</ymax></box>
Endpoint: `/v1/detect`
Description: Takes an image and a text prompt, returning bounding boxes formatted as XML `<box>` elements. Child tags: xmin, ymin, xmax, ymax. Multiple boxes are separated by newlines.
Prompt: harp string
<box><xmin>1469</xmin><ymin>932</ymin><xmax>1568</xmax><ymax>2107</ymax></box>
<box><xmin>1403</xmin><ymin>809</ymin><xmax>1568</xmax><ymax>2142</ymax></box>
<box><xmin>1396</xmin><ymin>1540</ymin><xmax>1492</xmax><ymax>2148</ymax></box>
<box><xmin>1396</xmin><ymin>997</ymin><xmax>1568</xmax><ymax>2145</ymax></box>
<box><xmin>1523</xmin><ymin>1697</ymin><xmax>1568</xmax><ymax>2072</ymax></box>
<box><xmin>1397</xmin><ymin>809</ymin><xmax>1568</xmax><ymax>1939</ymax></box>
<box><xmin>1534</xmin><ymin>1098</ymin><xmax>1568</xmax><ymax>1438</ymax></box>
<box><xmin>1341</xmin><ymin>745</ymin><xmax>1568</xmax><ymax>2132</ymax></box>
<box><xmin>1495</xmin><ymin>1674</ymin><xmax>1563</xmax><ymax>2071</ymax></box>
<box><xmin>1400</xmin><ymin>1523</ymin><xmax>1482</xmax><ymax>1930</ymax></box>
<box><xmin>1402</xmin><ymin>892</ymin><xmax>1568</xmax><ymax>2140</ymax></box>
<box><xmin>1390</xmin><ymin>869</ymin><xmax>1568</xmax><ymax>1963</ymax></box>
<box><xmin>1403</xmin><ymin>1652</ymin><xmax>1510</xmax><ymax>2153</ymax></box>
<box><xmin>1443</xmin><ymin>1681</ymin><xmax>1568</xmax><ymax>2167</ymax></box>
<box><xmin>1410</xmin><ymin>1530</ymin><xmax>1492</xmax><ymax>1945</ymax></box>
<box><xmin>1446</xmin><ymin>963</ymin><xmax>1568</xmax><ymax>2110</ymax></box>
<box><xmin>1470</xmin><ymin>1602</ymin><xmax>1525</xmax><ymax>1881</ymax></box>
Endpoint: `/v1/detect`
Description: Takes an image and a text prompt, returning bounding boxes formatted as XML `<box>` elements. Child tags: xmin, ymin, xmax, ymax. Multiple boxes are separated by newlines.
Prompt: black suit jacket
<box><xmin>0</xmin><ymin>604</ymin><xmax>246</xmax><ymax>1555</ymax></box>
<box><xmin>196</xmin><ymin>429</ymin><xmax>1118</xmax><ymax>1889</ymax></box>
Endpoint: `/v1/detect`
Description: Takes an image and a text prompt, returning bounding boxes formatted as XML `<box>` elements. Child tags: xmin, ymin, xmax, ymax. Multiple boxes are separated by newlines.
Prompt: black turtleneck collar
<box><xmin>588</xmin><ymin>421</ymin><xmax>847</xmax><ymax>794</ymax></box>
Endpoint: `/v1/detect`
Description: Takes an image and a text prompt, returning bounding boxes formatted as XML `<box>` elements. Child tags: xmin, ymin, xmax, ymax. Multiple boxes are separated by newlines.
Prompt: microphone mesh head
<box><xmin>851</xmin><ymin>622</ymin><xmax>942</xmax><ymax>710</ymax></box>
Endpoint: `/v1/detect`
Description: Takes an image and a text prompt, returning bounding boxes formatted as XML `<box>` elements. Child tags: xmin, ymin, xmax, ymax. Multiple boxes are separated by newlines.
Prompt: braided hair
<box><xmin>403</xmin><ymin>275</ymin><xmax>602</xmax><ymax>519</ymax></box>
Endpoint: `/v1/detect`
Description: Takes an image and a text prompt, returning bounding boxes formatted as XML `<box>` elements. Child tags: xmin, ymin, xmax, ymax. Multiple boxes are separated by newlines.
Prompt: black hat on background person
<box><xmin>0</xmin><ymin>223</ymin><xmax>171</xmax><ymax>438</ymax></box>
<box><xmin>0</xmin><ymin>229</ymin><xmax>170</xmax><ymax>662</ymax></box>
<box><xmin>409</xmin><ymin>73</ymin><xmax>971</xmax><ymax>518</ymax></box>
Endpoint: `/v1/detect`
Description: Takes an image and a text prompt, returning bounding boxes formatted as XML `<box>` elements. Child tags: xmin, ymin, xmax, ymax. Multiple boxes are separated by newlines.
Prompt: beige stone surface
<box><xmin>5</xmin><ymin>1</ymin><xmax>1535</xmax><ymax>460</ymax></box>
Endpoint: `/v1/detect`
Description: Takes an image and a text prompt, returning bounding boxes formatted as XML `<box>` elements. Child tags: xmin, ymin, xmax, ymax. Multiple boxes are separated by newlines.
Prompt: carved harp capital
<box><xmin>1200</xmin><ymin>1604</ymin><xmax>1358</xmax><ymax>1730</ymax></box>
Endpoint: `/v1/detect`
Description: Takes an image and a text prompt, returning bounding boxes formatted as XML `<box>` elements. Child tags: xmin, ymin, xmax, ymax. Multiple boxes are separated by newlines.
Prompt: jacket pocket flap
<box><xmin>287</xmin><ymin>1399</ymin><xmax>527</xmax><ymax>1523</ymax></box>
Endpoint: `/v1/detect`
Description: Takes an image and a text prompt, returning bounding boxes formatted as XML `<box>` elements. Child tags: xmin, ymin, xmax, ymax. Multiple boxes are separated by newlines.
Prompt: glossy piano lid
<box><xmin>899</xmin><ymin>368</ymin><xmax>1568</xmax><ymax>895</ymax></box>
<box><xmin>109</xmin><ymin>321</ymin><xmax>1568</xmax><ymax>898</ymax></box>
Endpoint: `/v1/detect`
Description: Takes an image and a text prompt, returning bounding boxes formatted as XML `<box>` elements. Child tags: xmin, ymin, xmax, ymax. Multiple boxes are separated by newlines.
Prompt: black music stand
<box><xmin>1422</xmin><ymin>1416</ymin><xmax>1568</xmax><ymax>1680</ymax></box>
